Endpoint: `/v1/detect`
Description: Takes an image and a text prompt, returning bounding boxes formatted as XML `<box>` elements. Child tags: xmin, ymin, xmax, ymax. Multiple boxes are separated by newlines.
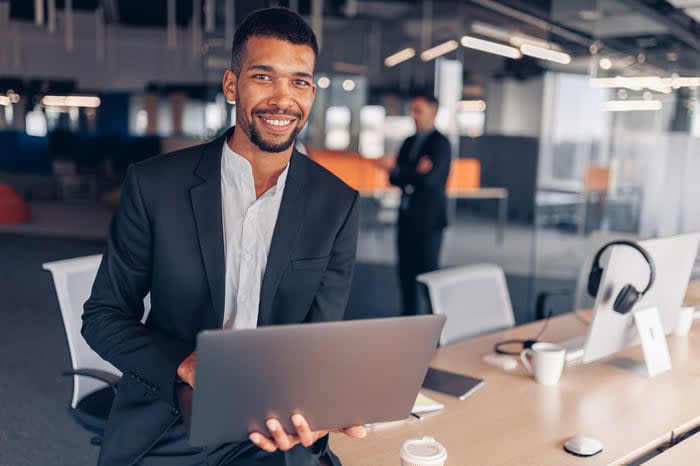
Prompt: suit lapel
<box><xmin>190</xmin><ymin>130</ymin><xmax>229</xmax><ymax>326</ymax></box>
<box><xmin>258</xmin><ymin>150</ymin><xmax>309</xmax><ymax>326</ymax></box>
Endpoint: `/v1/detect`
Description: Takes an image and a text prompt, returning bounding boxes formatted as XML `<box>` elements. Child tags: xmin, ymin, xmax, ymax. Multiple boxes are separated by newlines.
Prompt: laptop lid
<box><xmin>186</xmin><ymin>314</ymin><xmax>445</xmax><ymax>446</ymax></box>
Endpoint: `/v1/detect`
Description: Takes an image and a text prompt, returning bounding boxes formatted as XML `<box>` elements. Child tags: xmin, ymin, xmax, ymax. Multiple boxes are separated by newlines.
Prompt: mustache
<box><xmin>252</xmin><ymin>108</ymin><xmax>302</xmax><ymax>119</ymax></box>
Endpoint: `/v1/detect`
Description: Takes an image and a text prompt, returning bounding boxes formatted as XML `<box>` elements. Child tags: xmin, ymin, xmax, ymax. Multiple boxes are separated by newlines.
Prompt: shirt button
<box><xmin>244</xmin><ymin>251</ymin><xmax>252</xmax><ymax>261</ymax></box>
<box><xmin>240</xmin><ymin>295</ymin><xmax>247</xmax><ymax>303</ymax></box>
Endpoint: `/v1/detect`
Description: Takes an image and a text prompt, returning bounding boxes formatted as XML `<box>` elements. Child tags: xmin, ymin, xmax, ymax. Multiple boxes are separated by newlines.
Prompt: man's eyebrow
<box><xmin>248</xmin><ymin>64</ymin><xmax>275</xmax><ymax>72</ymax></box>
<box><xmin>248</xmin><ymin>64</ymin><xmax>313</xmax><ymax>80</ymax></box>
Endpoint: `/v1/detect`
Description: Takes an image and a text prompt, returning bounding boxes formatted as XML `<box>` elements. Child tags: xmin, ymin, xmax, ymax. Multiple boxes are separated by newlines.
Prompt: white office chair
<box><xmin>417</xmin><ymin>264</ymin><xmax>515</xmax><ymax>345</ymax></box>
<box><xmin>43</xmin><ymin>255</ymin><xmax>131</xmax><ymax>445</ymax></box>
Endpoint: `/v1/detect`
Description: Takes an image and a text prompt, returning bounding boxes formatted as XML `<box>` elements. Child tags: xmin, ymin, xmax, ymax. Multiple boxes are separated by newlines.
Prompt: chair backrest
<box><xmin>417</xmin><ymin>264</ymin><xmax>515</xmax><ymax>345</ymax></box>
<box><xmin>446</xmin><ymin>158</ymin><xmax>481</xmax><ymax>192</ymax></box>
<box><xmin>583</xmin><ymin>165</ymin><xmax>610</xmax><ymax>193</ymax></box>
<box><xmin>43</xmin><ymin>255</ymin><xmax>121</xmax><ymax>409</ymax></box>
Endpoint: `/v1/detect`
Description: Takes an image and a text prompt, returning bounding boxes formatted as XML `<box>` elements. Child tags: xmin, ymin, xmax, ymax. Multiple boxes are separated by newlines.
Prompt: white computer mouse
<box><xmin>563</xmin><ymin>436</ymin><xmax>604</xmax><ymax>457</ymax></box>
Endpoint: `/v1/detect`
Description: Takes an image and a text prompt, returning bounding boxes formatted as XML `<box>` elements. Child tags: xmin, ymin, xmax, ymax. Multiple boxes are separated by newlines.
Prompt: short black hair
<box><xmin>230</xmin><ymin>7</ymin><xmax>319</xmax><ymax>74</ymax></box>
<box><xmin>410</xmin><ymin>92</ymin><xmax>439</xmax><ymax>107</ymax></box>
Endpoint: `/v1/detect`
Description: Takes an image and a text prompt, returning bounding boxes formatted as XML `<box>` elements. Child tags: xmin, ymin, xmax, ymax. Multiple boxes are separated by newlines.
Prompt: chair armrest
<box><xmin>62</xmin><ymin>369</ymin><xmax>120</xmax><ymax>394</ymax></box>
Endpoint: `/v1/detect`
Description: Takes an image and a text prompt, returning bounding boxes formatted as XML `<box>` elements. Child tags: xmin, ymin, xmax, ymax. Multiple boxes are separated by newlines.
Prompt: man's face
<box><xmin>224</xmin><ymin>36</ymin><xmax>316</xmax><ymax>153</ymax></box>
<box><xmin>410</xmin><ymin>97</ymin><xmax>438</xmax><ymax>132</ymax></box>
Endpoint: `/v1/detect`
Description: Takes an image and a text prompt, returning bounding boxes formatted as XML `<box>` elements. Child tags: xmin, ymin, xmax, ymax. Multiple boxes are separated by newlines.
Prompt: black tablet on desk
<box><xmin>180</xmin><ymin>314</ymin><xmax>445</xmax><ymax>446</ymax></box>
<box><xmin>422</xmin><ymin>367</ymin><xmax>485</xmax><ymax>400</ymax></box>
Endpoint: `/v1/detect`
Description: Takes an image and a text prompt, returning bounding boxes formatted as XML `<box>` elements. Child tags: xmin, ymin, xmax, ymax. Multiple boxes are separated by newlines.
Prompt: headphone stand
<box><xmin>602</xmin><ymin>306</ymin><xmax>672</xmax><ymax>378</ymax></box>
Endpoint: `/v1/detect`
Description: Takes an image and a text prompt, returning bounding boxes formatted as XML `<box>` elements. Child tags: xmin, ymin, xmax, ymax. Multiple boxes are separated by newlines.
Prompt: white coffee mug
<box><xmin>520</xmin><ymin>342</ymin><xmax>566</xmax><ymax>385</ymax></box>
<box><xmin>399</xmin><ymin>436</ymin><xmax>447</xmax><ymax>466</ymax></box>
<box><xmin>674</xmin><ymin>306</ymin><xmax>696</xmax><ymax>336</ymax></box>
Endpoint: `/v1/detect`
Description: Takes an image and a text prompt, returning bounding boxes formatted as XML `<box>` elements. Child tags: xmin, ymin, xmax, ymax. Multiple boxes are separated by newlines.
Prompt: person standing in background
<box><xmin>387</xmin><ymin>93</ymin><xmax>452</xmax><ymax>316</ymax></box>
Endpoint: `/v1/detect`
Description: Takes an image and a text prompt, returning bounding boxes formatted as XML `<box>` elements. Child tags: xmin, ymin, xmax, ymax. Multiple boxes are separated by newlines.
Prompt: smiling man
<box><xmin>82</xmin><ymin>8</ymin><xmax>365</xmax><ymax>466</ymax></box>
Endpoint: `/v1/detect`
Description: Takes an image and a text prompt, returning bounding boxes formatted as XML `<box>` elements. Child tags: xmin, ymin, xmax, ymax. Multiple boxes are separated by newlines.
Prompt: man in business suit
<box><xmin>82</xmin><ymin>8</ymin><xmax>365</xmax><ymax>466</ymax></box>
<box><xmin>389</xmin><ymin>93</ymin><xmax>452</xmax><ymax>316</ymax></box>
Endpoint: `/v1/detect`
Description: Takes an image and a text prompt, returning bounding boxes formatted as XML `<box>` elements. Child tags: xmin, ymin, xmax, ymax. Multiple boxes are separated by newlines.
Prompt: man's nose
<box><xmin>269</xmin><ymin>78</ymin><xmax>293</xmax><ymax>106</ymax></box>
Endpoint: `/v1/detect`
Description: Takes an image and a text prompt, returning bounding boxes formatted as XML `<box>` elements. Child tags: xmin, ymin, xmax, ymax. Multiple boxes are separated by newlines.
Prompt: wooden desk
<box><xmin>644</xmin><ymin>434</ymin><xmax>700</xmax><ymax>465</ymax></box>
<box><xmin>331</xmin><ymin>309</ymin><xmax>700</xmax><ymax>465</ymax></box>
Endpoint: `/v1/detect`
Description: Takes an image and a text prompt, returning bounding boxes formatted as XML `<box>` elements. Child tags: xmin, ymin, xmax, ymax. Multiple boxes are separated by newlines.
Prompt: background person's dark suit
<box><xmin>82</xmin><ymin>129</ymin><xmax>359</xmax><ymax>466</ymax></box>
<box><xmin>390</xmin><ymin>129</ymin><xmax>451</xmax><ymax>316</ymax></box>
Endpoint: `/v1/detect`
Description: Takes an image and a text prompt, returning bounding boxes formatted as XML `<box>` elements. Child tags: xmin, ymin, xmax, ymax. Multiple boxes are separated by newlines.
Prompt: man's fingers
<box><xmin>343</xmin><ymin>425</ymin><xmax>368</xmax><ymax>438</ymax></box>
<box><xmin>249</xmin><ymin>432</ymin><xmax>277</xmax><ymax>453</ymax></box>
<box><xmin>329</xmin><ymin>424</ymin><xmax>367</xmax><ymax>439</ymax></box>
<box><xmin>266</xmin><ymin>419</ymin><xmax>299</xmax><ymax>451</ymax></box>
<box><xmin>292</xmin><ymin>414</ymin><xmax>320</xmax><ymax>448</ymax></box>
<box><xmin>176</xmin><ymin>352</ymin><xmax>196</xmax><ymax>387</ymax></box>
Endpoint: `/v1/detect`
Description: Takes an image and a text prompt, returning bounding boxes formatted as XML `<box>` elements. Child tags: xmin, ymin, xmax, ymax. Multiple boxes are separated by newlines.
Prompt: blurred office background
<box><xmin>2</xmin><ymin>0</ymin><xmax>700</xmax><ymax>464</ymax></box>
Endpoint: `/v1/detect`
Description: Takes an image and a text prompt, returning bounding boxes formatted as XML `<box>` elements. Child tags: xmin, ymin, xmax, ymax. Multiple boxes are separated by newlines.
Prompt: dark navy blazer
<box><xmin>83</xmin><ymin>128</ymin><xmax>359</xmax><ymax>465</ymax></box>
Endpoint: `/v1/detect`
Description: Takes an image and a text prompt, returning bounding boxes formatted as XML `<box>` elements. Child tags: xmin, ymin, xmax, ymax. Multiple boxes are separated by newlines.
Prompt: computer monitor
<box><xmin>582</xmin><ymin>233</ymin><xmax>700</xmax><ymax>364</ymax></box>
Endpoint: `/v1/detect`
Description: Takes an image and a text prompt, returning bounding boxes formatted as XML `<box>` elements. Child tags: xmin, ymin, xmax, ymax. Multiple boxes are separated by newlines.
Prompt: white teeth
<box><xmin>263</xmin><ymin>118</ymin><xmax>293</xmax><ymax>127</ymax></box>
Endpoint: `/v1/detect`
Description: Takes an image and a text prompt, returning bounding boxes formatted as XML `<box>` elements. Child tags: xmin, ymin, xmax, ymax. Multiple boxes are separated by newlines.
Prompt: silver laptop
<box><xmin>185</xmin><ymin>314</ymin><xmax>446</xmax><ymax>446</ymax></box>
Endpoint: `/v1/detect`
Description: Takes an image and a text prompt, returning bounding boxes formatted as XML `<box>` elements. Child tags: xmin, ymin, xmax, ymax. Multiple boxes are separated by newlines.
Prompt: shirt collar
<box><xmin>221</xmin><ymin>140</ymin><xmax>290</xmax><ymax>197</ymax></box>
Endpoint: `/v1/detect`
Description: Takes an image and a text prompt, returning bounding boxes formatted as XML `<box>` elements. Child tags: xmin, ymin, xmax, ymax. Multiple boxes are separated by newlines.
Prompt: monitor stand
<box><xmin>606</xmin><ymin>357</ymin><xmax>650</xmax><ymax>377</ymax></box>
<box><xmin>604</xmin><ymin>306</ymin><xmax>672</xmax><ymax>378</ymax></box>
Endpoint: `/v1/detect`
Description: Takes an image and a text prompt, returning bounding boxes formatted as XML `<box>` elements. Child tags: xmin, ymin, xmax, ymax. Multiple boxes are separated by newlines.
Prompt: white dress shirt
<box><xmin>220</xmin><ymin>141</ymin><xmax>288</xmax><ymax>329</ymax></box>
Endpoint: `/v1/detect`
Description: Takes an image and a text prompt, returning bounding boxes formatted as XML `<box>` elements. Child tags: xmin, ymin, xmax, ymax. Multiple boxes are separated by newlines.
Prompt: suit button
<box><xmin>171</xmin><ymin>408</ymin><xmax>181</xmax><ymax>416</ymax></box>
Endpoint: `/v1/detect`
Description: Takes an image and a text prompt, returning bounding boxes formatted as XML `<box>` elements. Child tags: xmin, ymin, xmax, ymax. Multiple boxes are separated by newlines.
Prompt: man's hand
<box><xmin>176</xmin><ymin>352</ymin><xmax>196</xmax><ymax>388</ymax></box>
<box><xmin>249</xmin><ymin>413</ymin><xmax>367</xmax><ymax>453</ymax></box>
<box><xmin>417</xmin><ymin>156</ymin><xmax>433</xmax><ymax>174</ymax></box>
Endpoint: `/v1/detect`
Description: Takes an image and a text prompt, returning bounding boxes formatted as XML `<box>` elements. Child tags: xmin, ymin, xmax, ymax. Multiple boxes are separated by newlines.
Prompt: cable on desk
<box><xmin>493</xmin><ymin>310</ymin><xmax>552</xmax><ymax>356</ymax></box>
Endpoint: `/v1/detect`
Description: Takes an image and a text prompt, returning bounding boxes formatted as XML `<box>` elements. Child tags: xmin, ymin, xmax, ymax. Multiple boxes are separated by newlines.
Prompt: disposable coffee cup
<box><xmin>674</xmin><ymin>306</ymin><xmax>696</xmax><ymax>336</ymax></box>
<box><xmin>399</xmin><ymin>436</ymin><xmax>447</xmax><ymax>466</ymax></box>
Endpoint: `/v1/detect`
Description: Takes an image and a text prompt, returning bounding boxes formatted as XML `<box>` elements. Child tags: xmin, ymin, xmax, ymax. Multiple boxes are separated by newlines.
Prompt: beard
<box><xmin>235</xmin><ymin>101</ymin><xmax>304</xmax><ymax>153</ymax></box>
<box><xmin>249</xmin><ymin>118</ymin><xmax>302</xmax><ymax>153</ymax></box>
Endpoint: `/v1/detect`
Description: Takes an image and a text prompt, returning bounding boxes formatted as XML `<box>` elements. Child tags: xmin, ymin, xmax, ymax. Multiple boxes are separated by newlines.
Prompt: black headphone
<box><xmin>587</xmin><ymin>240</ymin><xmax>656</xmax><ymax>314</ymax></box>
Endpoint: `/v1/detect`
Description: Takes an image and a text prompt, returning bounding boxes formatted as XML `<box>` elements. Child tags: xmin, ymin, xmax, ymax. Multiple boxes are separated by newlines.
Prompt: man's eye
<box><xmin>254</xmin><ymin>74</ymin><xmax>271</xmax><ymax>80</ymax></box>
<box><xmin>294</xmin><ymin>80</ymin><xmax>311</xmax><ymax>87</ymax></box>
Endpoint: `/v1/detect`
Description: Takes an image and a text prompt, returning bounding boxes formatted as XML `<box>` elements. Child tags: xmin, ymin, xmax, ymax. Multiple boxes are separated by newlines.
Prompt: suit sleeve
<box><xmin>389</xmin><ymin>140</ymin><xmax>410</xmax><ymax>188</ymax></box>
<box><xmin>304</xmin><ymin>191</ymin><xmax>359</xmax><ymax>323</ymax></box>
<box><xmin>389</xmin><ymin>135</ymin><xmax>452</xmax><ymax>190</ymax></box>
<box><xmin>82</xmin><ymin>164</ymin><xmax>191</xmax><ymax>407</ymax></box>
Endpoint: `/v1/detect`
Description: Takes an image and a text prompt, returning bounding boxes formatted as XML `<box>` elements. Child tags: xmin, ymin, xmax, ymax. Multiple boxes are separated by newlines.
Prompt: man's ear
<box><xmin>222</xmin><ymin>70</ymin><xmax>237</xmax><ymax>104</ymax></box>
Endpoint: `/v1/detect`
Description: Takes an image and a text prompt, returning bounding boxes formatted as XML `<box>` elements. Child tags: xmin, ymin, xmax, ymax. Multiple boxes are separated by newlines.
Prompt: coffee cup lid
<box><xmin>399</xmin><ymin>436</ymin><xmax>447</xmax><ymax>464</ymax></box>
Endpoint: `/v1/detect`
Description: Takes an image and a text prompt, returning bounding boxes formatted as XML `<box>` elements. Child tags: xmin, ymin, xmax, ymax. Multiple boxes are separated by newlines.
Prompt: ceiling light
<box><xmin>579</xmin><ymin>10</ymin><xmax>598</xmax><ymax>21</ymax></box>
<box><xmin>616</xmin><ymin>56</ymin><xmax>636</xmax><ymax>68</ymax></box>
<box><xmin>384</xmin><ymin>48</ymin><xmax>416</xmax><ymax>67</ymax></box>
<box><xmin>671</xmin><ymin>77</ymin><xmax>700</xmax><ymax>87</ymax></box>
<box><xmin>461</xmin><ymin>35</ymin><xmax>521</xmax><ymax>59</ymax></box>
<box><xmin>588</xmin><ymin>76</ymin><xmax>698</xmax><ymax>93</ymax></box>
<box><xmin>520</xmin><ymin>44</ymin><xmax>571</xmax><ymax>64</ymax></box>
<box><xmin>42</xmin><ymin>95</ymin><xmax>101</xmax><ymax>108</ymax></box>
<box><xmin>342</xmin><ymin>79</ymin><xmax>356</xmax><ymax>92</ymax></box>
<box><xmin>420</xmin><ymin>40</ymin><xmax>459</xmax><ymax>62</ymax></box>
<box><xmin>458</xmin><ymin>100</ymin><xmax>486</xmax><ymax>112</ymax></box>
<box><xmin>509</xmin><ymin>35</ymin><xmax>558</xmax><ymax>51</ymax></box>
<box><xmin>601</xmin><ymin>100</ymin><xmax>662</xmax><ymax>112</ymax></box>
<box><xmin>599</xmin><ymin>58</ymin><xmax>612</xmax><ymax>70</ymax></box>
<box><xmin>317</xmin><ymin>77</ymin><xmax>331</xmax><ymax>89</ymax></box>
